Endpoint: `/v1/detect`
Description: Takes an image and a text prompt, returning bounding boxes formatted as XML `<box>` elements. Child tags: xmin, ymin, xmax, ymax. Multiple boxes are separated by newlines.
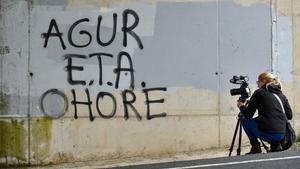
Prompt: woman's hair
<box><xmin>258</xmin><ymin>72</ymin><xmax>282</xmax><ymax>89</ymax></box>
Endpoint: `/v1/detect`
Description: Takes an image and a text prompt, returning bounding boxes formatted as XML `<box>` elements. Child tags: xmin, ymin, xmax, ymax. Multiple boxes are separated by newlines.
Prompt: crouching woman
<box><xmin>236</xmin><ymin>72</ymin><xmax>293</xmax><ymax>154</ymax></box>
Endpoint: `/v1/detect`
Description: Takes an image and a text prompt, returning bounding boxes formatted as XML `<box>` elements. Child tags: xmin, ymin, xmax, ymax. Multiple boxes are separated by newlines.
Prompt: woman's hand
<box><xmin>237</xmin><ymin>101</ymin><xmax>245</xmax><ymax>108</ymax></box>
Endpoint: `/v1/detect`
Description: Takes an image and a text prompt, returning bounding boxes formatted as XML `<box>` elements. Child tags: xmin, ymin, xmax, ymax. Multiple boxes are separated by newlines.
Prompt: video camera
<box><xmin>230</xmin><ymin>75</ymin><xmax>251</xmax><ymax>103</ymax></box>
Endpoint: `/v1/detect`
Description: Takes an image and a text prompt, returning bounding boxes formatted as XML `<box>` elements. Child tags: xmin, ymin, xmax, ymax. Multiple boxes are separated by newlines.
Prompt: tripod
<box><xmin>228</xmin><ymin>112</ymin><xmax>243</xmax><ymax>156</ymax></box>
<box><xmin>228</xmin><ymin>113</ymin><xmax>270</xmax><ymax>156</ymax></box>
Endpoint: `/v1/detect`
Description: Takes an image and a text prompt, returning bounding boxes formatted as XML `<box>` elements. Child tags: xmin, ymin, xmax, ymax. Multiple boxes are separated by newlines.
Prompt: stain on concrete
<box><xmin>0</xmin><ymin>91</ymin><xmax>9</xmax><ymax>115</ymax></box>
<box><xmin>50</xmin><ymin>152</ymin><xmax>75</xmax><ymax>164</ymax></box>
<box><xmin>31</xmin><ymin>118</ymin><xmax>52</xmax><ymax>162</ymax></box>
<box><xmin>0</xmin><ymin>120</ymin><xmax>27</xmax><ymax>161</ymax></box>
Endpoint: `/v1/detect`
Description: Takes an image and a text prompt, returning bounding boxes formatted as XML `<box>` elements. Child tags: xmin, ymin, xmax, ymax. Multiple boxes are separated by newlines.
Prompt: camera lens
<box><xmin>230</xmin><ymin>88</ymin><xmax>242</xmax><ymax>96</ymax></box>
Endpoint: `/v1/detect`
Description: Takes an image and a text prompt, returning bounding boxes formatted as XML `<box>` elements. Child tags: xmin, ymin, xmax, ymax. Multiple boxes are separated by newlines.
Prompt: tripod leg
<box><xmin>228</xmin><ymin>119</ymin><xmax>240</xmax><ymax>157</ymax></box>
<box><xmin>237</xmin><ymin>120</ymin><xmax>243</xmax><ymax>155</ymax></box>
<box><xmin>260</xmin><ymin>139</ymin><xmax>269</xmax><ymax>152</ymax></box>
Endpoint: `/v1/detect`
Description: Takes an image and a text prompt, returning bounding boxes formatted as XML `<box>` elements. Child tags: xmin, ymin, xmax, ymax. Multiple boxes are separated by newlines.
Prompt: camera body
<box><xmin>230</xmin><ymin>75</ymin><xmax>251</xmax><ymax>103</ymax></box>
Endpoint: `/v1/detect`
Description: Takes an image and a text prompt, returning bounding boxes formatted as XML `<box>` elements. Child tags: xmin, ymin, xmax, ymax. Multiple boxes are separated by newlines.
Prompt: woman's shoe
<box><xmin>270</xmin><ymin>142</ymin><xmax>282</xmax><ymax>152</ymax></box>
<box><xmin>246</xmin><ymin>142</ymin><xmax>262</xmax><ymax>155</ymax></box>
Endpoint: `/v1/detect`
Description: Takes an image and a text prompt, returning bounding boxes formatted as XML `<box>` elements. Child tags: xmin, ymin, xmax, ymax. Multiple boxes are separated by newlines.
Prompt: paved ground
<box><xmin>111</xmin><ymin>150</ymin><xmax>300</xmax><ymax>169</ymax></box>
<box><xmin>7</xmin><ymin>147</ymin><xmax>237</xmax><ymax>169</ymax></box>
<box><xmin>6</xmin><ymin>143</ymin><xmax>300</xmax><ymax>169</ymax></box>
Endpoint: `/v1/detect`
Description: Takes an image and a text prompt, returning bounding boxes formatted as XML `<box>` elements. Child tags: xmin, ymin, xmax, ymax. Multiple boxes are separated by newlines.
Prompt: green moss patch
<box><xmin>0</xmin><ymin>120</ymin><xmax>27</xmax><ymax>161</ymax></box>
<box><xmin>31</xmin><ymin>118</ymin><xmax>53</xmax><ymax>162</ymax></box>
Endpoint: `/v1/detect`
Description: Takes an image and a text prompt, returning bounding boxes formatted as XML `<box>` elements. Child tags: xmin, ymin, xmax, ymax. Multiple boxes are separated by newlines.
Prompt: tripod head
<box><xmin>236</xmin><ymin>98</ymin><xmax>249</xmax><ymax>120</ymax></box>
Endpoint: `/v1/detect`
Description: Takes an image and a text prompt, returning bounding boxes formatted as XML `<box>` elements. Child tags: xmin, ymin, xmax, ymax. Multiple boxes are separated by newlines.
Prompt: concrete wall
<box><xmin>0</xmin><ymin>0</ymin><xmax>298</xmax><ymax>166</ymax></box>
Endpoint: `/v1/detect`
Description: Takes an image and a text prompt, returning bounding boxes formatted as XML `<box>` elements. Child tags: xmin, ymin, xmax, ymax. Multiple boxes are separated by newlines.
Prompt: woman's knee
<box><xmin>241</xmin><ymin>117</ymin><xmax>254</xmax><ymax>126</ymax></box>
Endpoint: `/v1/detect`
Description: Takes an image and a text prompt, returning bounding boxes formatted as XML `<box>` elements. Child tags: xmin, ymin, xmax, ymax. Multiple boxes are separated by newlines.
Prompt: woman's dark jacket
<box><xmin>239</xmin><ymin>84</ymin><xmax>293</xmax><ymax>133</ymax></box>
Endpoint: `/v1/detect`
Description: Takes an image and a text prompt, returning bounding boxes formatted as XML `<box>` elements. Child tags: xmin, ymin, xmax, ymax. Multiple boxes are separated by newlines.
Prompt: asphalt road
<box><xmin>110</xmin><ymin>150</ymin><xmax>300</xmax><ymax>169</ymax></box>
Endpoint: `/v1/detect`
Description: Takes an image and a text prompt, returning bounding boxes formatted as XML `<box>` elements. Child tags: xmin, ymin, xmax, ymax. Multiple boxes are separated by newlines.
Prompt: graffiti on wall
<box><xmin>40</xmin><ymin>9</ymin><xmax>167</xmax><ymax>121</ymax></box>
<box><xmin>0</xmin><ymin>46</ymin><xmax>10</xmax><ymax>55</ymax></box>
